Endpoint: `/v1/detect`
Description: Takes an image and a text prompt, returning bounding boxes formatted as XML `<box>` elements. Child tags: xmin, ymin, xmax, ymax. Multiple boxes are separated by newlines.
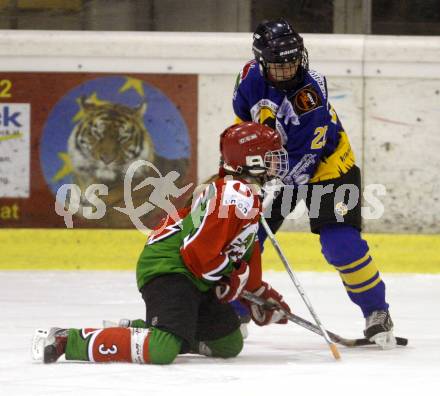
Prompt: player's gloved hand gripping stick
<box><xmin>242</xmin><ymin>290</ymin><xmax>408</xmax><ymax>347</ymax></box>
<box><xmin>245</xmin><ymin>281</ymin><xmax>291</xmax><ymax>326</ymax></box>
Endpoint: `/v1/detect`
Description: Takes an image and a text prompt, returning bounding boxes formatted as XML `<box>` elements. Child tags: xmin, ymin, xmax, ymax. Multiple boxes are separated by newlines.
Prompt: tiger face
<box><xmin>68</xmin><ymin>98</ymin><xmax>154</xmax><ymax>186</ymax></box>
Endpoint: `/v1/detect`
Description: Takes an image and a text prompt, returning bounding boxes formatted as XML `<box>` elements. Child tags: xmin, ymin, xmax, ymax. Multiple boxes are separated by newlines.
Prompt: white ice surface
<box><xmin>0</xmin><ymin>270</ymin><xmax>439</xmax><ymax>396</ymax></box>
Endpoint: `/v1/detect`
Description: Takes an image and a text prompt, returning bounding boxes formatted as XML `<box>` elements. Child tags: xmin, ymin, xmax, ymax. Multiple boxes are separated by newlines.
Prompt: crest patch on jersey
<box><xmin>232</xmin><ymin>182</ymin><xmax>252</xmax><ymax>197</ymax></box>
<box><xmin>291</xmin><ymin>85</ymin><xmax>322</xmax><ymax>116</ymax></box>
<box><xmin>222</xmin><ymin>181</ymin><xmax>254</xmax><ymax>216</ymax></box>
<box><xmin>225</xmin><ymin>222</ymin><xmax>258</xmax><ymax>261</ymax></box>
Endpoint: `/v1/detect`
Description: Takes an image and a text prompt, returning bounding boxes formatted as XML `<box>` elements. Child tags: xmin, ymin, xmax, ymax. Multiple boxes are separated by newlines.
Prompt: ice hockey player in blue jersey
<box><xmin>232</xmin><ymin>18</ymin><xmax>396</xmax><ymax>348</ymax></box>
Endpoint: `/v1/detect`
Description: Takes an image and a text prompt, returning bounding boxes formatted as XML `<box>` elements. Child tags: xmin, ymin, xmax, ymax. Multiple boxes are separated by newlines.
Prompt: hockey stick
<box><xmin>242</xmin><ymin>290</ymin><xmax>408</xmax><ymax>347</ymax></box>
<box><xmin>260</xmin><ymin>216</ymin><xmax>342</xmax><ymax>359</ymax></box>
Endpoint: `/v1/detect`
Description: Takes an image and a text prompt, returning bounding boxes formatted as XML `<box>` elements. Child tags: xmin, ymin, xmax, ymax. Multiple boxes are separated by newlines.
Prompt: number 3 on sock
<box><xmin>98</xmin><ymin>344</ymin><xmax>118</xmax><ymax>355</ymax></box>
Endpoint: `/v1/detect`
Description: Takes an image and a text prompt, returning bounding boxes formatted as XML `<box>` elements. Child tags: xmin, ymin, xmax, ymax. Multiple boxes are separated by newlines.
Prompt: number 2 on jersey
<box><xmin>311</xmin><ymin>126</ymin><xmax>328</xmax><ymax>149</ymax></box>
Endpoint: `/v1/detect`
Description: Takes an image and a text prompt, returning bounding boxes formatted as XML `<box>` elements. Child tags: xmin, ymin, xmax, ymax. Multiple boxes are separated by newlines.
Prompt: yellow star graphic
<box><xmin>119</xmin><ymin>77</ymin><xmax>145</xmax><ymax>97</ymax></box>
<box><xmin>72</xmin><ymin>92</ymin><xmax>109</xmax><ymax>123</ymax></box>
<box><xmin>52</xmin><ymin>152</ymin><xmax>73</xmax><ymax>182</ymax></box>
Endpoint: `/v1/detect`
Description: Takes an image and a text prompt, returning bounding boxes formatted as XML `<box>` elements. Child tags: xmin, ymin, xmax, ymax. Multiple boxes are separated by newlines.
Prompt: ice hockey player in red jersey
<box><xmin>31</xmin><ymin>122</ymin><xmax>292</xmax><ymax>365</ymax></box>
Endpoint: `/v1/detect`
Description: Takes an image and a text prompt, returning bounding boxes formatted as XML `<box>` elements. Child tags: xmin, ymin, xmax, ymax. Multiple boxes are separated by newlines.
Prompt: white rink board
<box><xmin>0</xmin><ymin>270</ymin><xmax>439</xmax><ymax>396</ymax></box>
<box><xmin>363</xmin><ymin>78</ymin><xmax>440</xmax><ymax>233</ymax></box>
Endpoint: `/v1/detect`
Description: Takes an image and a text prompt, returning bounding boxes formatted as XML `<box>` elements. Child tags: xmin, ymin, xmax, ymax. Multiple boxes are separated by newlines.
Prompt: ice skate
<box><xmin>364</xmin><ymin>310</ymin><xmax>396</xmax><ymax>349</ymax></box>
<box><xmin>103</xmin><ymin>318</ymin><xmax>131</xmax><ymax>328</ymax></box>
<box><xmin>32</xmin><ymin>328</ymin><xmax>68</xmax><ymax>363</ymax></box>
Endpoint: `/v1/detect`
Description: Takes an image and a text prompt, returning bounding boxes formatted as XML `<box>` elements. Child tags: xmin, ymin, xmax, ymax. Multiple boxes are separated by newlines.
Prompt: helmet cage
<box><xmin>241</xmin><ymin>147</ymin><xmax>289</xmax><ymax>180</ymax></box>
<box><xmin>266</xmin><ymin>61</ymin><xmax>300</xmax><ymax>84</ymax></box>
<box><xmin>255</xmin><ymin>46</ymin><xmax>309</xmax><ymax>92</ymax></box>
<box><xmin>263</xmin><ymin>148</ymin><xmax>289</xmax><ymax>179</ymax></box>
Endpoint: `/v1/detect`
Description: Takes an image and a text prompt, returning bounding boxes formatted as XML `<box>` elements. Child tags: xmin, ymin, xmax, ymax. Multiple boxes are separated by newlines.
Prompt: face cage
<box><xmin>267</xmin><ymin>61</ymin><xmax>300</xmax><ymax>82</ymax></box>
<box><xmin>264</xmin><ymin>148</ymin><xmax>289</xmax><ymax>180</ymax></box>
<box><xmin>259</xmin><ymin>48</ymin><xmax>309</xmax><ymax>92</ymax></box>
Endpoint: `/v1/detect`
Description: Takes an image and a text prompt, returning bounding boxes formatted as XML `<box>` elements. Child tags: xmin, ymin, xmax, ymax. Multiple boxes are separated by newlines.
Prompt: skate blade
<box><xmin>31</xmin><ymin>328</ymin><xmax>50</xmax><ymax>361</ymax></box>
<box><xmin>239</xmin><ymin>323</ymin><xmax>249</xmax><ymax>340</ymax></box>
<box><xmin>370</xmin><ymin>331</ymin><xmax>397</xmax><ymax>349</ymax></box>
<box><xmin>103</xmin><ymin>319</ymin><xmax>132</xmax><ymax>328</ymax></box>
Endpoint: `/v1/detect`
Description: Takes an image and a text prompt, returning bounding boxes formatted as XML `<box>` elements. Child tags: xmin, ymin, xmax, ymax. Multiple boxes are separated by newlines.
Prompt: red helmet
<box><xmin>220</xmin><ymin>122</ymin><xmax>288</xmax><ymax>180</ymax></box>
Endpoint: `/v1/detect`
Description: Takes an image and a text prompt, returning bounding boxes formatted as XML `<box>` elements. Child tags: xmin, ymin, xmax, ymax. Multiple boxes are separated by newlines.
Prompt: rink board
<box><xmin>0</xmin><ymin>229</ymin><xmax>438</xmax><ymax>273</ymax></box>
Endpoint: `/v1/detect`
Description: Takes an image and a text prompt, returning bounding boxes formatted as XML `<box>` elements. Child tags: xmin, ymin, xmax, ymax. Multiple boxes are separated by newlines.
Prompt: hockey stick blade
<box><xmin>242</xmin><ymin>291</ymin><xmax>408</xmax><ymax>347</ymax></box>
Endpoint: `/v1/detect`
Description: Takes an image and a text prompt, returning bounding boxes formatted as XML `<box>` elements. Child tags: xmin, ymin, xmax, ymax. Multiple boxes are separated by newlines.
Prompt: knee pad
<box><xmin>204</xmin><ymin>328</ymin><xmax>243</xmax><ymax>359</ymax></box>
<box><xmin>148</xmin><ymin>328</ymin><xmax>182</xmax><ymax>364</ymax></box>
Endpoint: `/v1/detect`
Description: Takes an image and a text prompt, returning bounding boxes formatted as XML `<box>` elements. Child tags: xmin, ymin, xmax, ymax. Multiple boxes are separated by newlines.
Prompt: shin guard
<box><xmin>320</xmin><ymin>224</ymin><xmax>389</xmax><ymax>317</ymax></box>
<box><xmin>66</xmin><ymin>327</ymin><xmax>151</xmax><ymax>363</ymax></box>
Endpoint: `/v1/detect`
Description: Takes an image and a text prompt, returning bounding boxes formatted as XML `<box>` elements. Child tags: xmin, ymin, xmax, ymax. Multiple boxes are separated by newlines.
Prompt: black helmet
<box><xmin>253</xmin><ymin>18</ymin><xmax>309</xmax><ymax>92</ymax></box>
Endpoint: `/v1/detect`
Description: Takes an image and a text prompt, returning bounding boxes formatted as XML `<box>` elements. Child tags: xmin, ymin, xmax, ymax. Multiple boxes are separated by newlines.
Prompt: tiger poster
<box><xmin>0</xmin><ymin>73</ymin><xmax>197</xmax><ymax>229</ymax></box>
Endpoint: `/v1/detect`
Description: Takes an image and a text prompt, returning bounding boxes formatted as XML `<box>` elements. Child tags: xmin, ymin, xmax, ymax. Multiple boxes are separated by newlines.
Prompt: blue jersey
<box><xmin>232</xmin><ymin>60</ymin><xmax>355</xmax><ymax>185</ymax></box>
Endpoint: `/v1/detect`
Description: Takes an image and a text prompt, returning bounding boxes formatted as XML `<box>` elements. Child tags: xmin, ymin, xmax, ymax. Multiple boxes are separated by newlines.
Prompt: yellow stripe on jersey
<box><xmin>338</xmin><ymin>260</ymin><xmax>379</xmax><ymax>287</ymax></box>
<box><xmin>344</xmin><ymin>276</ymin><xmax>382</xmax><ymax>294</ymax></box>
<box><xmin>310</xmin><ymin>131</ymin><xmax>356</xmax><ymax>183</ymax></box>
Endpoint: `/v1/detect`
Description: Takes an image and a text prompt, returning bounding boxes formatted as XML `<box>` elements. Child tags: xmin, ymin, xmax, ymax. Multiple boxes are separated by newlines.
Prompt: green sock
<box><xmin>129</xmin><ymin>319</ymin><xmax>148</xmax><ymax>328</ymax></box>
<box><xmin>65</xmin><ymin>329</ymin><xmax>89</xmax><ymax>361</ymax></box>
<box><xmin>201</xmin><ymin>329</ymin><xmax>243</xmax><ymax>359</ymax></box>
<box><xmin>148</xmin><ymin>328</ymin><xmax>182</xmax><ymax>364</ymax></box>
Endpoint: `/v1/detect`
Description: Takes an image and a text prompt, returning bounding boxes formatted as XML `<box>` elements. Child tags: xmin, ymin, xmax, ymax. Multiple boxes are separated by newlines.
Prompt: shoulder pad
<box><xmin>308</xmin><ymin>69</ymin><xmax>327</xmax><ymax>100</ymax></box>
<box><xmin>234</xmin><ymin>60</ymin><xmax>259</xmax><ymax>102</ymax></box>
<box><xmin>236</xmin><ymin>60</ymin><xmax>258</xmax><ymax>87</ymax></box>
